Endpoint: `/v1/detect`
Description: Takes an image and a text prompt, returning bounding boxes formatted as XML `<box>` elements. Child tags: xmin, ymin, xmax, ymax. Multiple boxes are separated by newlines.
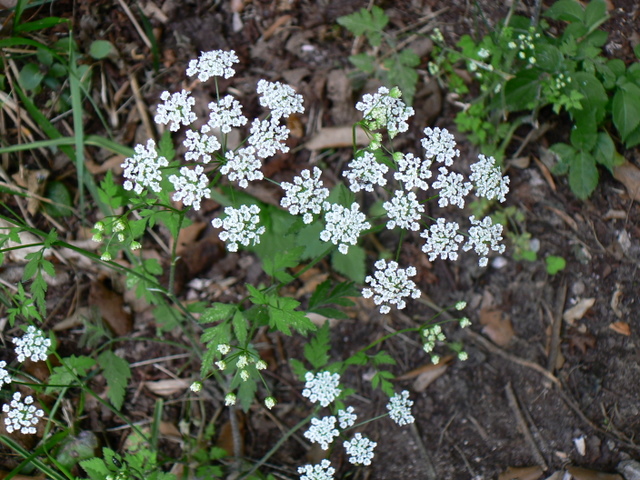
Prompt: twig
<box><xmin>505</xmin><ymin>382</ymin><xmax>548</xmax><ymax>469</ymax></box>
<box><xmin>546</xmin><ymin>279</ymin><xmax>567</xmax><ymax>372</ymax></box>
<box><xmin>116</xmin><ymin>0</ymin><xmax>152</xmax><ymax>50</ymax></box>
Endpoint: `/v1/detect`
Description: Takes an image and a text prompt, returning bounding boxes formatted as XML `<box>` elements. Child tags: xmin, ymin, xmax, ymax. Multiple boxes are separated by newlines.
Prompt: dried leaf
<box><xmin>562</xmin><ymin>298</ymin><xmax>595</xmax><ymax>325</ymax></box>
<box><xmin>566</xmin><ymin>466</ymin><xmax>622</xmax><ymax>480</ymax></box>
<box><xmin>533</xmin><ymin>155</ymin><xmax>556</xmax><ymax>191</ymax></box>
<box><xmin>480</xmin><ymin>308</ymin><xmax>515</xmax><ymax>346</ymax></box>
<box><xmin>262</xmin><ymin>14</ymin><xmax>292</xmax><ymax>41</ymax></box>
<box><xmin>498</xmin><ymin>465</ymin><xmax>544</xmax><ymax>480</ymax></box>
<box><xmin>159</xmin><ymin>421</ymin><xmax>181</xmax><ymax>437</ymax></box>
<box><xmin>89</xmin><ymin>276</ymin><xmax>133</xmax><ymax>336</ymax></box>
<box><xmin>613</xmin><ymin>161</ymin><xmax>640</xmax><ymax>202</ymax></box>
<box><xmin>216</xmin><ymin>412</ymin><xmax>245</xmax><ymax>455</ymax></box>
<box><xmin>412</xmin><ymin>364</ymin><xmax>448</xmax><ymax>392</ymax></box>
<box><xmin>145</xmin><ymin>379</ymin><xmax>189</xmax><ymax>396</ymax></box>
<box><xmin>304</xmin><ymin>125</ymin><xmax>369</xmax><ymax>150</ymax></box>
<box><xmin>609</xmin><ymin>321</ymin><xmax>630</xmax><ymax>336</ymax></box>
<box><xmin>396</xmin><ymin>355</ymin><xmax>454</xmax><ymax>380</ymax></box>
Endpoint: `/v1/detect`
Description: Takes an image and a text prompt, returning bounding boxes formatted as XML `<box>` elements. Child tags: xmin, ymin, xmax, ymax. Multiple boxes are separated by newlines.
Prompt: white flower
<box><xmin>477</xmin><ymin>47</ymin><xmax>491</xmax><ymax>59</ymax></box>
<box><xmin>362</xmin><ymin>260</ymin><xmax>421</xmax><ymax>314</ymax></box>
<box><xmin>265</xmin><ymin>397</ymin><xmax>276</xmax><ymax>410</ymax></box>
<box><xmin>383</xmin><ymin>190</ymin><xmax>424</xmax><ymax>231</ymax></box>
<box><xmin>121</xmin><ymin>139</ymin><xmax>169</xmax><ymax>195</ymax></box>
<box><xmin>236</xmin><ymin>355</ymin><xmax>249</xmax><ymax>369</ymax></box>
<box><xmin>469</xmin><ymin>154</ymin><xmax>510</xmax><ymax>202</ymax></box>
<box><xmin>302</xmin><ymin>371</ymin><xmax>341</xmax><ymax>407</ymax></box>
<box><xmin>218</xmin><ymin>344</ymin><xmax>230</xmax><ymax>355</ymax></box>
<box><xmin>248</xmin><ymin>119</ymin><xmax>290</xmax><ymax>158</ymax></box>
<box><xmin>421</xmin><ymin>127</ymin><xmax>459</xmax><ymax>166</ymax></box>
<box><xmin>208</xmin><ymin>95</ymin><xmax>248</xmax><ymax>134</ymax></box>
<box><xmin>280</xmin><ymin>167</ymin><xmax>329</xmax><ymax>224</ymax></box>
<box><xmin>184</xmin><ymin>125</ymin><xmax>221</xmax><ymax>163</ymax></box>
<box><xmin>220</xmin><ymin>146</ymin><xmax>264</xmax><ymax>188</ymax></box>
<box><xmin>432</xmin><ymin>167</ymin><xmax>472</xmax><ymax>209</ymax></box>
<box><xmin>14</xmin><ymin>326</ymin><xmax>50</xmax><ymax>363</ymax></box>
<box><xmin>2</xmin><ymin>392</ymin><xmax>44</xmax><ymax>435</ymax></box>
<box><xmin>338</xmin><ymin>406</ymin><xmax>357</xmax><ymax>429</ymax></box>
<box><xmin>168</xmin><ymin>164</ymin><xmax>211</xmax><ymax>211</ymax></box>
<box><xmin>355</xmin><ymin>86</ymin><xmax>414</xmax><ymax>137</ymax></box>
<box><xmin>420</xmin><ymin>218</ymin><xmax>464</xmax><ymax>261</ymax></box>
<box><xmin>256</xmin><ymin>360</ymin><xmax>267</xmax><ymax>370</ymax></box>
<box><xmin>343</xmin><ymin>433</ymin><xmax>376</xmax><ymax>466</ymax></box>
<box><xmin>455</xmin><ymin>301</ymin><xmax>467</xmax><ymax>310</ymax></box>
<box><xmin>0</xmin><ymin>361</ymin><xmax>11</xmax><ymax>389</ymax></box>
<box><xmin>186</xmin><ymin>50</ymin><xmax>239</xmax><ymax>81</ymax></box>
<box><xmin>211</xmin><ymin>205</ymin><xmax>266</xmax><ymax>252</ymax></box>
<box><xmin>343</xmin><ymin>151</ymin><xmax>388</xmax><ymax>193</ymax></box>
<box><xmin>154</xmin><ymin>90</ymin><xmax>197</xmax><ymax>132</ymax></box>
<box><xmin>190</xmin><ymin>381</ymin><xmax>202</xmax><ymax>393</ymax></box>
<box><xmin>320</xmin><ymin>202</ymin><xmax>370</xmax><ymax>255</ymax></box>
<box><xmin>386</xmin><ymin>391</ymin><xmax>415</xmax><ymax>426</ymax></box>
<box><xmin>240</xmin><ymin>369</ymin><xmax>250</xmax><ymax>381</ymax></box>
<box><xmin>224</xmin><ymin>393</ymin><xmax>236</xmax><ymax>406</ymax></box>
<box><xmin>462</xmin><ymin>215</ymin><xmax>505</xmax><ymax>267</ymax></box>
<box><xmin>393</xmin><ymin>152</ymin><xmax>433</xmax><ymax>190</ymax></box>
<box><xmin>256</xmin><ymin>79</ymin><xmax>304</xmax><ymax>120</ymax></box>
<box><xmin>298</xmin><ymin>459</ymin><xmax>335</xmax><ymax>480</ymax></box>
<box><xmin>303</xmin><ymin>415</ymin><xmax>339</xmax><ymax>450</ymax></box>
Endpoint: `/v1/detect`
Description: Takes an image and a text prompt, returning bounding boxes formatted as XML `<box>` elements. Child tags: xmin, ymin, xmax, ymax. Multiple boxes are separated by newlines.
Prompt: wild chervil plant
<box><xmin>1</xmin><ymin>45</ymin><xmax>507</xmax><ymax>478</ymax></box>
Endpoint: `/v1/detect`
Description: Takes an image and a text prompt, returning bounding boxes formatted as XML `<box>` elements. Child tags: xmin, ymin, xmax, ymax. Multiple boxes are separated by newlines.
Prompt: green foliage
<box><xmin>337</xmin><ymin>6</ymin><xmax>389</xmax><ymax>47</ymax></box>
<box><xmin>545</xmin><ymin>255</ymin><xmax>567</xmax><ymax>275</ymax></box>
<box><xmin>304</xmin><ymin>321</ymin><xmax>331</xmax><ymax>370</ymax></box>
<box><xmin>97</xmin><ymin>351</ymin><xmax>132</xmax><ymax>411</ymax></box>
<box><xmin>247</xmin><ymin>285</ymin><xmax>316</xmax><ymax>336</ymax></box>
<box><xmin>308</xmin><ymin>279</ymin><xmax>358</xmax><ymax>320</ymax></box>
<box><xmin>46</xmin><ymin>355</ymin><xmax>96</xmax><ymax>395</ymax></box>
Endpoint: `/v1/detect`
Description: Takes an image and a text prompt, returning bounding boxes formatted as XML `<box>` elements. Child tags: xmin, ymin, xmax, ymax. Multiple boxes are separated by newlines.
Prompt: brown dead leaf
<box><xmin>412</xmin><ymin>364</ymin><xmax>448</xmax><ymax>392</ymax></box>
<box><xmin>480</xmin><ymin>308</ymin><xmax>515</xmax><ymax>346</ymax></box>
<box><xmin>498</xmin><ymin>465</ymin><xmax>544</xmax><ymax>480</ymax></box>
<box><xmin>396</xmin><ymin>355</ymin><xmax>454</xmax><ymax>381</ymax></box>
<box><xmin>216</xmin><ymin>412</ymin><xmax>245</xmax><ymax>455</ymax></box>
<box><xmin>175</xmin><ymin>221</ymin><xmax>207</xmax><ymax>256</ymax></box>
<box><xmin>533</xmin><ymin>155</ymin><xmax>556</xmax><ymax>191</ymax></box>
<box><xmin>567</xmin><ymin>329</ymin><xmax>596</xmax><ymax>354</ymax></box>
<box><xmin>610</xmin><ymin>283</ymin><xmax>624</xmax><ymax>318</ymax></box>
<box><xmin>613</xmin><ymin>161</ymin><xmax>640</xmax><ymax>202</ymax></box>
<box><xmin>566</xmin><ymin>466</ymin><xmax>622</xmax><ymax>480</ymax></box>
<box><xmin>89</xmin><ymin>276</ymin><xmax>133</xmax><ymax>336</ymax></box>
<box><xmin>0</xmin><ymin>472</ymin><xmax>45</xmax><ymax>480</ymax></box>
<box><xmin>287</xmin><ymin>113</ymin><xmax>305</xmax><ymax>138</ymax></box>
<box><xmin>262</xmin><ymin>14</ymin><xmax>292</xmax><ymax>41</ymax></box>
<box><xmin>609</xmin><ymin>321</ymin><xmax>631</xmax><ymax>336</ymax></box>
<box><xmin>304</xmin><ymin>125</ymin><xmax>369</xmax><ymax>150</ymax></box>
<box><xmin>562</xmin><ymin>298</ymin><xmax>595</xmax><ymax>325</ymax></box>
<box><xmin>145</xmin><ymin>379</ymin><xmax>190</xmax><ymax>396</ymax></box>
<box><xmin>545</xmin><ymin>205</ymin><xmax>579</xmax><ymax>232</ymax></box>
<box><xmin>159</xmin><ymin>421</ymin><xmax>181</xmax><ymax>438</ymax></box>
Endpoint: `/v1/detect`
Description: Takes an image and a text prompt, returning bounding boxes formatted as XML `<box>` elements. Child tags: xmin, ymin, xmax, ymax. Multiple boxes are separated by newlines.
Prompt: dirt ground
<box><xmin>3</xmin><ymin>0</ymin><xmax>640</xmax><ymax>479</ymax></box>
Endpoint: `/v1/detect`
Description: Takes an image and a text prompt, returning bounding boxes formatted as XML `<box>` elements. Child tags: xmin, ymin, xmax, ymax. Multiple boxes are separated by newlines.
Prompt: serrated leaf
<box><xmin>504</xmin><ymin>69</ymin><xmax>540</xmax><ymax>111</ymax></box>
<box><xmin>200</xmin><ymin>303</ymin><xmax>237</xmax><ymax>323</ymax></box>
<box><xmin>80</xmin><ymin>457</ymin><xmax>109</xmax><ymax>480</ymax></box>
<box><xmin>232</xmin><ymin>310</ymin><xmax>248</xmax><ymax>346</ymax></box>
<box><xmin>262</xmin><ymin>246</ymin><xmax>304</xmax><ymax>283</ymax></box>
<box><xmin>290</xmin><ymin>358</ymin><xmax>308</xmax><ymax>380</ymax></box>
<box><xmin>349</xmin><ymin>53</ymin><xmax>376</xmax><ymax>74</ymax></box>
<box><xmin>569</xmin><ymin>150</ymin><xmax>598</xmax><ymax>199</ymax></box>
<box><xmin>98</xmin><ymin>351</ymin><xmax>131</xmax><ymax>410</ymax></box>
<box><xmin>266</xmin><ymin>295</ymin><xmax>316</xmax><ymax>336</ymax></box>
<box><xmin>296</xmin><ymin>222</ymin><xmax>328</xmax><ymax>260</ymax></box>
<box><xmin>308</xmin><ymin>280</ymin><xmax>358</xmax><ymax>320</ymax></box>
<box><xmin>237</xmin><ymin>376</ymin><xmax>258</xmax><ymax>412</ymax></box>
<box><xmin>47</xmin><ymin>355</ymin><xmax>97</xmax><ymax>394</ymax></box>
<box><xmin>345</xmin><ymin>351</ymin><xmax>368</xmax><ymax>366</ymax></box>
<box><xmin>592</xmin><ymin>131</ymin><xmax>617</xmax><ymax>173</ymax></box>
<box><xmin>372</xmin><ymin>351</ymin><xmax>395</xmax><ymax>366</ymax></box>
<box><xmin>535</xmin><ymin>44</ymin><xmax>564</xmax><ymax>72</ymax></box>
<box><xmin>584</xmin><ymin>0</ymin><xmax>608</xmax><ymax>30</ymax></box>
<box><xmin>612</xmin><ymin>84</ymin><xmax>640</xmax><ymax>142</ymax></box>
<box><xmin>200</xmin><ymin>322</ymin><xmax>231</xmax><ymax>345</ymax></box>
<box><xmin>545</xmin><ymin>0</ymin><xmax>584</xmax><ymax>23</ymax></box>
<box><xmin>337</xmin><ymin>6</ymin><xmax>389</xmax><ymax>47</ymax></box>
<box><xmin>571</xmin><ymin>72</ymin><xmax>607</xmax><ymax>123</ymax></box>
<box><xmin>304</xmin><ymin>321</ymin><xmax>331</xmax><ymax>370</ymax></box>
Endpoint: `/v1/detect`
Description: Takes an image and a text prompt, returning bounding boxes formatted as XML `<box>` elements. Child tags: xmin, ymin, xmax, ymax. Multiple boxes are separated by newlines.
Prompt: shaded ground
<box><xmin>2</xmin><ymin>0</ymin><xmax>640</xmax><ymax>479</ymax></box>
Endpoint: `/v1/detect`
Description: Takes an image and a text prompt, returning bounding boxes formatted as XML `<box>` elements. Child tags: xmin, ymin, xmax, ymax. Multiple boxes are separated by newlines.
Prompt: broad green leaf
<box><xmin>384</xmin><ymin>49</ymin><xmax>420</xmax><ymax>105</ymax></box>
<box><xmin>296</xmin><ymin>222</ymin><xmax>329</xmax><ymax>260</ymax></box>
<box><xmin>331</xmin><ymin>244</ymin><xmax>366</xmax><ymax>283</ymax></box>
<box><xmin>569</xmin><ymin>150</ymin><xmax>598</xmax><ymax>199</ymax></box>
<box><xmin>545</xmin><ymin>0</ymin><xmax>584</xmax><ymax>23</ymax></box>
<box><xmin>570</xmin><ymin>116</ymin><xmax>597</xmax><ymax>151</ymax></box>
<box><xmin>545</xmin><ymin>255</ymin><xmax>566</xmax><ymax>275</ymax></box>
<box><xmin>612</xmin><ymin>84</ymin><xmax>640</xmax><ymax>142</ymax></box>
<box><xmin>337</xmin><ymin>6</ymin><xmax>389</xmax><ymax>47</ymax></box>
<box><xmin>80</xmin><ymin>457</ymin><xmax>109</xmax><ymax>480</ymax></box>
<box><xmin>89</xmin><ymin>40</ymin><xmax>114</xmax><ymax>59</ymax></box>
<box><xmin>583</xmin><ymin>0</ymin><xmax>608</xmax><ymax>30</ymax></box>
<box><xmin>266</xmin><ymin>295</ymin><xmax>315</xmax><ymax>336</ymax></box>
<box><xmin>535</xmin><ymin>44</ymin><xmax>564</xmax><ymax>72</ymax></box>
<box><xmin>44</xmin><ymin>181</ymin><xmax>73</xmax><ymax>217</ymax></box>
<box><xmin>504</xmin><ymin>69</ymin><xmax>540</xmax><ymax>111</ymax></box>
<box><xmin>570</xmin><ymin>72</ymin><xmax>607</xmax><ymax>123</ymax></box>
<box><xmin>98</xmin><ymin>351</ymin><xmax>131</xmax><ymax>410</ymax></box>
<box><xmin>201</xmin><ymin>322</ymin><xmax>232</xmax><ymax>345</ymax></box>
<box><xmin>262</xmin><ymin>246</ymin><xmax>304</xmax><ymax>283</ymax></box>
<box><xmin>592</xmin><ymin>131</ymin><xmax>618</xmax><ymax>173</ymax></box>
<box><xmin>19</xmin><ymin>63</ymin><xmax>44</xmax><ymax>90</ymax></box>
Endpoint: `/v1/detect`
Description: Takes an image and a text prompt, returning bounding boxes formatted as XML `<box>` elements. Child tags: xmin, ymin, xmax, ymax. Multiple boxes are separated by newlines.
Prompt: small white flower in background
<box><xmin>220</xmin><ymin>146</ymin><xmax>264</xmax><ymax>188</ymax></box>
<box><xmin>14</xmin><ymin>326</ymin><xmax>50</xmax><ymax>363</ymax></box>
<box><xmin>338</xmin><ymin>406</ymin><xmax>357</xmax><ymax>429</ymax></box>
<box><xmin>121</xmin><ymin>139</ymin><xmax>169</xmax><ymax>195</ymax></box>
<box><xmin>469</xmin><ymin>154</ymin><xmax>510</xmax><ymax>203</ymax></box>
<box><xmin>256</xmin><ymin>360</ymin><xmax>268</xmax><ymax>370</ymax></box>
<box><xmin>393</xmin><ymin>152</ymin><xmax>433</xmax><ymax>191</ymax></box>
<box><xmin>386</xmin><ymin>390</ymin><xmax>415</xmax><ymax>426</ymax></box>
<box><xmin>240</xmin><ymin>369</ymin><xmax>250</xmax><ymax>381</ymax></box>
<box><xmin>217</xmin><ymin>344</ymin><xmax>231</xmax><ymax>355</ymax></box>
<box><xmin>421</xmin><ymin>218</ymin><xmax>464</xmax><ymax>261</ymax></box>
<box><xmin>215</xmin><ymin>360</ymin><xmax>226</xmax><ymax>370</ymax></box>
<box><xmin>455</xmin><ymin>301</ymin><xmax>467</xmax><ymax>311</ymax></box>
<box><xmin>298</xmin><ymin>459</ymin><xmax>335</xmax><ymax>480</ymax></box>
<box><xmin>477</xmin><ymin>47</ymin><xmax>491</xmax><ymax>59</ymax></box>
<box><xmin>432</xmin><ymin>167</ymin><xmax>473</xmax><ymax>209</ymax></box>
<box><xmin>236</xmin><ymin>355</ymin><xmax>249</xmax><ymax>369</ymax></box>
<box><xmin>460</xmin><ymin>317</ymin><xmax>472</xmax><ymax>328</ymax></box>
<box><xmin>2</xmin><ymin>392</ymin><xmax>44</xmax><ymax>434</ymax></box>
<box><xmin>208</xmin><ymin>95</ymin><xmax>248</xmax><ymax>134</ymax></box>
<box><xmin>100</xmin><ymin>252</ymin><xmax>112</xmax><ymax>262</ymax></box>
<box><xmin>383</xmin><ymin>190</ymin><xmax>424</xmax><ymax>231</ymax></box>
<box><xmin>344</xmin><ymin>151</ymin><xmax>388</xmax><ymax>193</ymax></box>
<box><xmin>224</xmin><ymin>393</ymin><xmax>236</xmax><ymax>406</ymax></box>
<box><xmin>303</xmin><ymin>415</ymin><xmax>339</xmax><ymax>450</ymax></box>
<box><xmin>168</xmin><ymin>164</ymin><xmax>211</xmax><ymax>211</ymax></box>
<box><xmin>190</xmin><ymin>381</ymin><xmax>202</xmax><ymax>393</ymax></box>
<box><xmin>256</xmin><ymin>79</ymin><xmax>304</xmax><ymax>120</ymax></box>
<box><xmin>280</xmin><ymin>167</ymin><xmax>329</xmax><ymax>224</ymax></box>
<box><xmin>355</xmin><ymin>86</ymin><xmax>414</xmax><ymax>138</ymax></box>
<box><xmin>248</xmin><ymin>119</ymin><xmax>290</xmax><ymax>158</ymax></box>
<box><xmin>265</xmin><ymin>397</ymin><xmax>276</xmax><ymax>410</ymax></box>
<box><xmin>362</xmin><ymin>260</ymin><xmax>421</xmax><ymax>314</ymax></box>
<box><xmin>184</xmin><ymin>125</ymin><xmax>221</xmax><ymax>163</ymax></box>
<box><xmin>0</xmin><ymin>361</ymin><xmax>11</xmax><ymax>389</ymax></box>
<box><xmin>211</xmin><ymin>205</ymin><xmax>266</xmax><ymax>252</ymax></box>
<box><xmin>421</xmin><ymin>127</ymin><xmax>459</xmax><ymax>166</ymax></box>
<box><xmin>302</xmin><ymin>371</ymin><xmax>341</xmax><ymax>407</ymax></box>
<box><xmin>186</xmin><ymin>49</ymin><xmax>239</xmax><ymax>81</ymax></box>
<box><xmin>463</xmin><ymin>215</ymin><xmax>506</xmax><ymax>267</ymax></box>
<box><xmin>154</xmin><ymin>90</ymin><xmax>197</xmax><ymax>132</ymax></box>
<box><xmin>343</xmin><ymin>433</ymin><xmax>377</xmax><ymax>466</ymax></box>
<box><xmin>320</xmin><ymin>202</ymin><xmax>370</xmax><ymax>255</ymax></box>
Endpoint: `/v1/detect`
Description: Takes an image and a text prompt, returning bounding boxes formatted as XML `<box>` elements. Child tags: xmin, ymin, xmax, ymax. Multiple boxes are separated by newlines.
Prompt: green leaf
<box><xmin>569</xmin><ymin>150</ymin><xmax>598</xmax><ymax>199</ymax></box>
<box><xmin>545</xmin><ymin>0</ymin><xmax>584</xmax><ymax>23</ymax></box>
<box><xmin>262</xmin><ymin>246</ymin><xmax>304</xmax><ymax>283</ymax></box>
<box><xmin>201</xmin><ymin>322</ymin><xmax>232</xmax><ymax>345</ymax></box>
<box><xmin>545</xmin><ymin>255</ymin><xmax>566</xmax><ymax>275</ymax></box>
<box><xmin>266</xmin><ymin>295</ymin><xmax>315</xmax><ymax>336</ymax></box>
<box><xmin>200</xmin><ymin>303</ymin><xmax>237</xmax><ymax>323</ymax></box>
<box><xmin>296</xmin><ymin>222</ymin><xmax>329</xmax><ymax>260</ymax></box>
<box><xmin>584</xmin><ymin>0</ymin><xmax>608</xmax><ymax>30</ymax></box>
<box><xmin>308</xmin><ymin>280</ymin><xmax>358</xmax><ymax>320</ymax></box>
<box><xmin>80</xmin><ymin>457</ymin><xmax>109</xmax><ymax>480</ymax></box>
<box><xmin>349</xmin><ymin>53</ymin><xmax>376</xmax><ymax>74</ymax></box>
<box><xmin>372</xmin><ymin>350</ymin><xmax>395</xmax><ymax>366</ymax></box>
<box><xmin>331</xmin><ymin>245</ymin><xmax>366</xmax><ymax>283</ymax></box>
<box><xmin>337</xmin><ymin>6</ymin><xmax>389</xmax><ymax>47</ymax></box>
<box><xmin>19</xmin><ymin>63</ymin><xmax>44</xmax><ymax>90</ymax></box>
<box><xmin>534</xmin><ymin>44</ymin><xmax>564</xmax><ymax>72</ymax></box>
<box><xmin>290</xmin><ymin>358</ymin><xmax>307</xmax><ymax>379</ymax></box>
<box><xmin>232</xmin><ymin>310</ymin><xmax>248</xmax><ymax>346</ymax></box>
<box><xmin>570</xmin><ymin>72</ymin><xmax>607</xmax><ymax>123</ymax></box>
<box><xmin>304</xmin><ymin>321</ymin><xmax>331</xmax><ymax>370</ymax></box>
<box><xmin>504</xmin><ymin>69</ymin><xmax>540</xmax><ymax>111</ymax></box>
<box><xmin>89</xmin><ymin>40</ymin><xmax>114</xmax><ymax>59</ymax></box>
<box><xmin>47</xmin><ymin>355</ymin><xmax>96</xmax><ymax>394</ymax></box>
<box><xmin>384</xmin><ymin>49</ymin><xmax>420</xmax><ymax>105</ymax></box>
<box><xmin>612</xmin><ymin>83</ymin><xmax>640</xmax><ymax>142</ymax></box>
<box><xmin>237</xmin><ymin>377</ymin><xmax>258</xmax><ymax>412</ymax></box>
<box><xmin>592</xmin><ymin>131</ymin><xmax>618</xmax><ymax>173</ymax></box>
<box><xmin>570</xmin><ymin>116</ymin><xmax>597</xmax><ymax>151</ymax></box>
<box><xmin>97</xmin><ymin>351</ymin><xmax>132</xmax><ymax>410</ymax></box>
<box><xmin>44</xmin><ymin>181</ymin><xmax>73</xmax><ymax>217</ymax></box>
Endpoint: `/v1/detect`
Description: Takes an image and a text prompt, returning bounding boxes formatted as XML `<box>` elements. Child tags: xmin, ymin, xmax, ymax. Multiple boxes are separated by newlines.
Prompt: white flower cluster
<box><xmin>14</xmin><ymin>326</ymin><xmax>50</xmax><ymax>363</ymax></box>
<box><xmin>302</xmin><ymin>371</ymin><xmax>341</xmax><ymax>407</ymax></box>
<box><xmin>362</xmin><ymin>260</ymin><xmax>421</xmax><ymax>314</ymax></box>
<box><xmin>303</xmin><ymin>415</ymin><xmax>339</xmax><ymax>450</ymax></box>
<box><xmin>184</xmin><ymin>126</ymin><xmax>220</xmax><ymax>163</ymax></box>
<box><xmin>432</xmin><ymin>167</ymin><xmax>473</xmax><ymax>209</ymax></box>
<box><xmin>469</xmin><ymin>154</ymin><xmax>509</xmax><ymax>203</ymax></box>
<box><xmin>121</xmin><ymin>139</ymin><xmax>168</xmax><ymax>195</ymax></box>
<box><xmin>280</xmin><ymin>167</ymin><xmax>329</xmax><ymax>224</ymax></box>
<box><xmin>221</xmin><ymin>147</ymin><xmax>264</xmax><ymax>188</ymax></box>
<box><xmin>355</xmin><ymin>86</ymin><xmax>414</xmax><ymax>137</ymax></box>
<box><xmin>187</xmin><ymin>50</ymin><xmax>239</xmax><ymax>81</ymax></box>
<box><xmin>393</xmin><ymin>152</ymin><xmax>432</xmax><ymax>190</ymax></box>
<box><xmin>208</xmin><ymin>95</ymin><xmax>248</xmax><ymax>134</ymax></box>
<box><xmin>256</xmin><ymin>79</ymin><xmax>304</xmax><ymax>121</ymax></box>
<box><xmin>386</xmin><ymin>390</ymin><xmax>415</xmax><ymax>426</ymax></box>
<box><xmin>338</xmin><ymin>406</ymin><xmax>357</xmax><ymax>429</ymax></box>
<box><xmin>211</xmin><ymin>205</ymin><xmax>266</xmax><ymax>252</ymax></box>
<box><xmin>343</xmin><ymin>433</ymin><xmax>377</xmax><ymax>466</ymax></box>
<box><xmin>168</xmin><ymin>165</ymin><xmax>211</xmax><ymax>211</ymax></box>
<box><xmin>248</xmin><ymin>119</ymin><xmax>290</xmax><ymax>158</ymax></box>
<box><xmin>298</xmin><ymin>459</ymin><xmax>335</xmax><ymax>480</ymax></box>
<box><xmin>421</xmin><ymin>218</ymin><xmax>464</xmax><ymax>261</ymax></box>
<box><xmin>154</xmin><ymin>90</ymin><xmax>196</xmax><ymax>132</ymax></box>
<box><xmin>462</xmin><ymin>215</ymin><xmax>506</xmax><ymax>267</ymax></box>
<box><xmin>320</xmin><ymin>202</ymin><xmax>370</xmax><ymax>255</ymax></box>
<box><xmin>421</xmin><ymin>127</ymin><xmax>459</xmax><ymax>166</ymax></box>
<box><xmin>2</xmin><ymin>392</ymin><xmax>44</xmax><ymax>435</ymax></box>
<box><xmin>344</xmin><ymin>151</ymin><xmax>388</xmax><ymax>193</ymax></box>
<box><xmin>383</xmin><ymin>190</ymin><xmax>424</xmax><ymax>231</ymax></box>
<box><xmin>0</xmin><ymin>361</ymin><xmax>11</xmax><ymax>388</ymax></box>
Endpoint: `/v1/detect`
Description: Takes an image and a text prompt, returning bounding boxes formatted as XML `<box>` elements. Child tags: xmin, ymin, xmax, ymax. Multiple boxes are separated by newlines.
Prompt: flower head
<box><xmin>280</xmin><ymin>167</ymin><xmax>329</xmax><ymax>224</ymax></box>
<box><xmin>224</xmin><ymin>393</ymin><xmax>236</xmax><ymax>406</ymax></box>
<box><xmin>383</xmin><ymin>190</ymin><xmax>424</xmax><ymax>231</ymax></box>
<box><xmin>0</xmin><ymin>361</ymin><xmax>11</xmax><ymax>389</ymax></box>
<box><xmin>343</xmin><ymin>151</ymin><xmax>388</xmax><ymax>193</ymax></box>
<box><xmin>184</xmin><ymin>125</ymin><xmax>221</xmax><ymax>164</ymax></box>
<box><xmin>420</xmin><ymin>218</ymin><xmax>464</xmax><ymax>261</ymax></box>
<box><xmin>320</xmin><ymin>202</ymin><xmax>370</xmax><ymax>255</ymax></box>
<box><xmin>386</xmin><ymin>390</ymin><xmax>415</xmax><ymax>426</ymax></box>
<box><xmin>421</xmin><ymin>127</ymin><xmax>459</xmax><ymax>166</ymax></box>
<box><xmin>302</xmin><ymin>371</ymin><xmax>341</xmax><ymax>407</ymax></box>
<box><xmin>186</xmin><ymin>50</ymin><xmax>239</xmax><ymax>81</ymax></box>
<box><xmin>469</xmin><ymin>154</ymin><xmax>510</xmax><ymax>202</ymax></box>
<box><xmin>211</xmin><ymin>205</ymin><xmax>266</xmax><ymax>252</ymax></box>
<box><xmin>298</xmin><ymin>459</ymin><xmax>335</xmax><ymax>480</ymax></box>
<box><xmin>432</xmin><ymin>167</ymin><xmax>472</xmax><ymax>209</ymax></box>
<box><xmin>338</xmin><ymin>406</ymin><xmax>357</xmax><ymax>429</ymax></box>
<box><xmin>343</xmin><ymin>433</ymin><xmax>377</xmax><ymax>466</ymax></box>
<box><xmin>14</xmin><ymin>326</ymin><xmax>50</xmax><ymax>363</ymax></box>
<box><xmin>355</xmin><ymin>86</ymin><xmax>414</xmax><ymax>138</ymax></box>
<box><xmin>121</xmin><ymin>139</ymin><xmax>169</xmax><ymax>195</ymax></box>
<box><xmin>248</xmin><ymin>119</ymin><xmax>290</xmax><ymax>158</ymax></box>
<box><xmin>190</xmin><ymin>381</ymin><xmax>202</xmax><ymax>393</ymax></box>
<box><xmin>220</xmin><ymin>146</ymin><xmax>264</xmax><ymax>188</ymax></box>
<box><xmin>303</xmin><ymin>415</ymin><xmax>339</xmax><ymax>450</ymax></box>
<box><xmin>154</xmin><ymin>90</ymin><xmax>197</xmax><ymax>132</ymax></box>
<box><xmin>208</xmin><ymin>95</ymin><xmax>248</xmax><ymax>134</ymax></box>
<box><xmin>168</xmin><ymin>164</ymin><xmax>211</xmax><ymax>211</ymax></box>
<box><xmin>256</xmin><ymin>79</ymin><xmax>304</xmax><ymax>120</ymax></box>
<box><xmin>362</xmin><ymin>260</ymin><xmax>421</xmax><ymax>314</ymax></box>
<box><xmin>393</xmin><ymin>152</ymin><xmax>433</xmax><ymax>190</ymax></box>
<box><xmin>265</xmin><ymin>397</ymin><xmax>276</xmax><ymax>410</ymax></box>
<box><xmin>2</xmin><ymin>392</ymin><xmax>44</xmax><ymax>435</ymax></box>
<box><xmin>462</xmin><ymin>215</ymin><xmax>505</xmax><ymax>267</ymax></box>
